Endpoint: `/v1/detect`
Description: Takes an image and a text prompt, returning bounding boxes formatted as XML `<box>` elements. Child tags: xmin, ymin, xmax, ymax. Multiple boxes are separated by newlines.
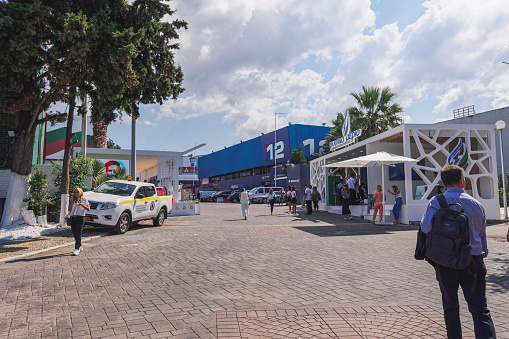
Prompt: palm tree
<box><xmin>349</xmin><ymin>86</ymin><xmax>403</xmax><ymax>139</ymax></box>
<box><xmin>317</xmin><ymin>86</ymin><xmax>403</xmax><ymax>157</ymax></box>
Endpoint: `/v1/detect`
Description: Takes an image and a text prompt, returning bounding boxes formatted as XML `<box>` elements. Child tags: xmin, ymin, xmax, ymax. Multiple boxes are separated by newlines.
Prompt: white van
<box><xmin>249</xmin><ymin>186</ymin><xmax>284</xmax><ymax>203</ymax></box>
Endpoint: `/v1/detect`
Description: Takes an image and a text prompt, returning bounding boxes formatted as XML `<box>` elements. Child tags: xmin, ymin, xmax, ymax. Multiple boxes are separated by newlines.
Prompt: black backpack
<box><xmin>425</xmin><ymin>194</ymin><xmax>471</xmax><ymax>270</ymax></box>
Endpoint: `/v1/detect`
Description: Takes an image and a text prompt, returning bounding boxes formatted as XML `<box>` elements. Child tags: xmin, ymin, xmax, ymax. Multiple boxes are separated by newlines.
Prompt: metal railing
<box><xmin>453</xmin><ymin>105</ymin><xmax>475</xmax><ymax>119</ymax></box>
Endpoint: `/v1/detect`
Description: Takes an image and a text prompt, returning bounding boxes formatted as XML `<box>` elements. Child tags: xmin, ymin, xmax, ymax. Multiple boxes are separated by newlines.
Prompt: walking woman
<box><xmin>68</xmin><ymin>188</ymin><xmax>90</xmax><ymax>256</ymax></box>
<box><xmin>387</xmin><ymin>185</ymin><xmax>402</xmax><ymax>224</ymax></box>
<box><xmin>240</xmin><ymin>188</ymin><xmax>250</xmax><ymax>220</ymax></box>
<box><xmin>311</xmin><ymin>186</ymin><xmax>320</xmax><ymax>212</ymax></box>
<box><xmin>291</xmin><ymin>186</ymin><xmax>297</xmax><ymax>215</ymax></box>
<box><xmin>341</xmin><ymin>185</ymin><xmax>352</xmax><ymax>220</ymax></box>
<box><xmin>267</xmin><ymin>188</ymin><xmax>276</xmax><ymax>215</ymax></box>
<box><xmin>372</xmin><ymin>185</ymin><xmax>384</xmax><ymax>222</ymax></box>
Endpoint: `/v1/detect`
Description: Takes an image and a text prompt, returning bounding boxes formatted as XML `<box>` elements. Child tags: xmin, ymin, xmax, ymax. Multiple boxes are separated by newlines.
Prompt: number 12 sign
<box><xmin>266</xmin><ymin>141</ymin><xmax>284</xmax><ymax>161</ymax></box>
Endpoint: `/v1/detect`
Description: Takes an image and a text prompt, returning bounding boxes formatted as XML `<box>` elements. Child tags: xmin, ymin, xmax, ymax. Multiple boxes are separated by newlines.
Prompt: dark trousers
<box><xmin>269</xmin><ymin>199</ymin><xmax>275</xmax><ymax>213</ymax></box>
<box><xmin>305</xmin><ymin>200</ymin><xmax>312</xmax><ymax>214</ymax></box>
<box><xmin>349</xmin><ymin>188</ymin><xmax>356</xmax><ymax>204</ymax></box>
<box><xmin>312</xmin><ymin>200</ymin><xmax>319</xmax><ymax>210</ymax></box>
<box><xmin>70</xmin><ymin>216</ymin><xmax>85</xmax><ymax>250</ymax></box>
<box><xmin>434</xmin><ymin>255</ymin><xmax>496</xmax><ymax>339</ymax></box>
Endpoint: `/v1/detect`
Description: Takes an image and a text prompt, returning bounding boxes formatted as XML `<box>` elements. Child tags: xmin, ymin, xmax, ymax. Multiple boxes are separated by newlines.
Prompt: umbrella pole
<box><xmin>382</xmin><ymin>164</ymin><xmax>386</xmax><ymax>223</ymax></box>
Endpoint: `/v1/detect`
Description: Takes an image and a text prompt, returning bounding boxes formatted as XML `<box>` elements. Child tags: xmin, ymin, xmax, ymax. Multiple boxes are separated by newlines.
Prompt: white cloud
<box><xmin>152</xmin><ymin>0</ymin><xmax>509</xmax><ymax>141</ymax></box>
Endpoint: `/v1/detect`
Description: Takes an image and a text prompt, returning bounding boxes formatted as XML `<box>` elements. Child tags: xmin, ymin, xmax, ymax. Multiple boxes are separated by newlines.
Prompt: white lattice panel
<box><xmin>158</xmin><ymin>155</ymin><xmax>179</xmax><ymax>201</ymax></box>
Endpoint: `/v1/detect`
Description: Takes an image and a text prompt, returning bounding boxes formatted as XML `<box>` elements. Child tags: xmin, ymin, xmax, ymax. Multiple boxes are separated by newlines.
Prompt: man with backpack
<box><xmin>420</xmin><ymin>165</ymin><xmax>496</xmax><ymax>338</ymax></box>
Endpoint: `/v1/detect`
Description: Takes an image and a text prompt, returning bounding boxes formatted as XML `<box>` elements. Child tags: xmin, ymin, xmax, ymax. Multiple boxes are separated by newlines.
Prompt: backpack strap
<box><xmin>436</xmin><ymin>194</ymin><xmax>465</xmax><ymax>213</ymax></box>
<box><xmin>436</xmin><ymin>194</ymin><xmax>449</xmax><ymax>209</ymax></box>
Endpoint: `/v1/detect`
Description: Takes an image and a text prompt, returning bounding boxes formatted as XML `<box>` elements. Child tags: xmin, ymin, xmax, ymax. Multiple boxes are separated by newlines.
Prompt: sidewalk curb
<box><xmin>0</xmin><ymin>232</ymin><xmax>110</xmax><ymax>263</ymax></box>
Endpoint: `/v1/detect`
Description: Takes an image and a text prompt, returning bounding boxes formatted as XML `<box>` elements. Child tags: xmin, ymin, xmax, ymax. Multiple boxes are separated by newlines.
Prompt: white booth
<box><xmin>310</xmin><ymin>123</ymin><xmax>501</xmax><ymax>224</ymax></box>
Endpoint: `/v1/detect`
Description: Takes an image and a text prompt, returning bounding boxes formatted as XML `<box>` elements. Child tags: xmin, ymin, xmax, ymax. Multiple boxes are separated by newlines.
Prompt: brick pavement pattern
<box><xmin>0</xmin><ymin>203</ymin><xmax>507</xmax><ymax>338</ymax></box>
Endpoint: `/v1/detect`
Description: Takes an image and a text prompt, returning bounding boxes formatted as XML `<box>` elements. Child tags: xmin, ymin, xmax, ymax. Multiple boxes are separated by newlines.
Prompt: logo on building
<box><xmin>447</xmin><ymin>139</ymin><xmax>468</xmax><ymax>168</ymax></box>
<box><xmin>330</xmin><ymin>111</ymin><xmax>362</xmax><ymax>151</ymax></box>
<box><xmin>342</xmin><ymin>110</ymin><xmax>351</xmax><ymax>137</ymax></box>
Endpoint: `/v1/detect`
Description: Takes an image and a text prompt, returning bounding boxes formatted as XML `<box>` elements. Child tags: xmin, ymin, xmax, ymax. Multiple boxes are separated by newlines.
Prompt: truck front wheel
<box><xmin>114</xmin><ymin>212</ymin><xmax>131</xmax><ymax>234</ymax></box>
<box><xmin>153</xmin><ymin>208</ymin><xmax>166</xmax><ymax>226</ymax></box>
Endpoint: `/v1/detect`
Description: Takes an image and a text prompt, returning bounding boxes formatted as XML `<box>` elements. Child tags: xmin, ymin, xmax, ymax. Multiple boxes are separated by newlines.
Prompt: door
<box><xmin>142</xmin><ymin>185</ymin><xmax>157</xmax><ymax>219</ymax></box>
<box><xmin>133</xmin><ymin>186</ymin><xmax>157</xmax><ymax>220</ymax></box>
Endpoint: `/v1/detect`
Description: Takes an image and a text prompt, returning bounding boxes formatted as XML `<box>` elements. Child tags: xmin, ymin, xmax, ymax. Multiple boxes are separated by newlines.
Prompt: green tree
<box><xmin>289</xmin><ymin>145</ymin><xmax>308</xmax><ymax>165</ymax></box>
<box><xmin>0</xmin><ymin>0</ymin><xmax>187</xmax><ymax>226</ymax></box>
<box><xmin>349</xmin><ymin>86</ymin><xmax>403</xmax><ymax>138</ymax></box>
<box><xmin>89</xmin><ymin>0</ymin><xmax>187</xmax><ymax>148</ymax></box>
<box><xmin>0</xmin><ymin>1</ymin><xmax>72</xmax><ymax>225</ymax></box>
<box><xmin>318</xmin><ymin>86</ymin><xmax>403</xmax><ymax>157</ymax></box>
<box><xmin>107</xmin><ymin>139</ymin><xmax>121</xmax><ymax>149</ymax></box>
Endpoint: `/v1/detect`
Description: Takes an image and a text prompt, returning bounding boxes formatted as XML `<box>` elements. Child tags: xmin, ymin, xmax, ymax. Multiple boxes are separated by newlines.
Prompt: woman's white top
<box><xmin>395</xmin><ymin>191</ymin><xmax>402</xmax><ymax>198</ymax></box>
<box><xmin>291</xmin><ymin>191</ymin><xmax>297</xmax><ymax>198</ymax></box>
<box><xmin>69</xmin><ymin>198</ymin><xmax>89</xmax><ymax>217</ymax></box>
<box><xmin>240</xmin><ymin>191</ymin><xmax>250</xmax><ymax>204</ymax></box>
<box><xmin>267</xmin><ymin>193</ymin><xmax>275</xmax><ymax>200</ymax></box>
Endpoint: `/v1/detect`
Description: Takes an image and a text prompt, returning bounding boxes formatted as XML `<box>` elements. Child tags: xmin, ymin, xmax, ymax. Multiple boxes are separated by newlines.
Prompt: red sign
<box><xmin>180</xmin><ymin>167</ymin><xmax>197</xmax><ymax>174</ymax></box>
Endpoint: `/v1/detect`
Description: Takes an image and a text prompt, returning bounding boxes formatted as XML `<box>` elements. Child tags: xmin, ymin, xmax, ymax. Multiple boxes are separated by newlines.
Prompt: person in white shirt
<box><xmin>240</xmin><ymin>188</ymin><xmax>250</xmax><ymax>220</ymax></box>
<box><xmin>68</xmin><ymin>188</ymin><xmax>90</xmax><ymax>256</ymax></box>
<box><xmin>346</xmin><ymin>174</ymin><xmax>357</xmax><ymax>204</ymax></box>
<box><xmin>304</xmin><ymin>184</ymin><xmax>313</xmax><ymax>215</ymax></box>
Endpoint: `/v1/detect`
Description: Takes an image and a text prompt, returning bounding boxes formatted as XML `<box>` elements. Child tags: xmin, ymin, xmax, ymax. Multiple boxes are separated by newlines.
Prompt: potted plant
<box><xmin>23</xmin><ymin>168</ymin><xmax>54</xmax><ymax>225</ymax></box>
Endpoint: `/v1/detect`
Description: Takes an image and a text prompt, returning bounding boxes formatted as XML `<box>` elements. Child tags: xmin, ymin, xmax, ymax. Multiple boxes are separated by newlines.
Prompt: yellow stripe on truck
<box><xmin>119</xmin><ymin>196</ymin><xmax>173</xmax><ymax>205</ymax></box>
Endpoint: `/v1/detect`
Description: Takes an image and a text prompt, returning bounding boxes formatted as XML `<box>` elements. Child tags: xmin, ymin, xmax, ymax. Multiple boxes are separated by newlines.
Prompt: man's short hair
<box><xmin>440</xmin><ymin>165</ymin><xmax>463</xmax><ymax>186</ymax></box>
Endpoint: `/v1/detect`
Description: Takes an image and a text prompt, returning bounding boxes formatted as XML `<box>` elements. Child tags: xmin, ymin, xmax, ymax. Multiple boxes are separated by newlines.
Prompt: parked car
<box><xmin>84</xmin><ymin>180</ymin><xmax>173</xmax><ymax>234</ymax></box>
<box><xmin>212</xmin><ymin>190</ymin><xmax>234</xmax><ymax>202</ymax></box>
<box><xmin>251</xmin><ymin>191</ymin><xmax>281</xmax><ymax>204</ymax></box>
<box><xmin>227</xmin><ymin>191</ymin><xmax>240</xmax><ymax>203</ymax></box>
<box><xmin>199</xmin><ymin>191</ymin><xmax>216</xmax><ymax>202</ymax></box>
<box><xmin>249</xmin><ymin>186</ymin><xmax>283</xmax><ymax>203</ymax></box>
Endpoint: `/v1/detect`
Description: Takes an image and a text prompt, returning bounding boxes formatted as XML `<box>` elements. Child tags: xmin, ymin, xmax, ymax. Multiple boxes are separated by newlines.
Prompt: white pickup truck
<box><xmin>83</xmin><ymin>180</ymin><xmax>173</xmax><ymax>234</ymax></box>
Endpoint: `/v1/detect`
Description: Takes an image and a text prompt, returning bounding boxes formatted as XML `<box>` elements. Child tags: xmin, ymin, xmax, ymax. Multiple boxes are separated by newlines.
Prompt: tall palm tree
<box><xmin>349</xmin><ymin>86</ymin><xmax>403</xmax><ymax>139</ymax></box>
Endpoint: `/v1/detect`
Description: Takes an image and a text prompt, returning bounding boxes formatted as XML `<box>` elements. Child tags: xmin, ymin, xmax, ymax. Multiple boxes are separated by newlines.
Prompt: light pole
<box><xmin>495</xmin><ymin>120</ymin><xmax>507</xmax><ymax>219</ymax></box>
<box><xmin>274</xmin><ymin>112</ymin><xmax>285</xmax><ymax>186</ymax></box>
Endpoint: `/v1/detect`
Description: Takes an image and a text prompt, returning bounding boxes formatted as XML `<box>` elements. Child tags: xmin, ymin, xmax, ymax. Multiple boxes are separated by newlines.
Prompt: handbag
<box><xmin>65</xmin><ymin>215</ymin><xmax>73</xmax><ymax>226</ymax></box>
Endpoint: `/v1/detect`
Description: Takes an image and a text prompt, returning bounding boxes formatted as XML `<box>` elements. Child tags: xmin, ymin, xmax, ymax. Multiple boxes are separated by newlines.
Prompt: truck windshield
<box><xmin>94</xmin><ymin>182</ymin><xmax>136</xmax><ymax>196</ymax></box>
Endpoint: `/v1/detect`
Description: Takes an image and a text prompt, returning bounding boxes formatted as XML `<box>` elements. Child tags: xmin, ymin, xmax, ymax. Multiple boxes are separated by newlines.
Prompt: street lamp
<box><xmin>274</xmin><ymin>112</ymin><xmax>286</xmax><ymax>187</ymax></box>
<box><xmin>495</xmin><ymin>120</ymin><xmax>507</xmax><ymax>219</ymax></box>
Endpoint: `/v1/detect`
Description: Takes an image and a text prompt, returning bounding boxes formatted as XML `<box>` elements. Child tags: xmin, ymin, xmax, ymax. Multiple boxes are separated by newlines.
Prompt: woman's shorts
<box><xmin>291</xmin><ymin>198</ymin><xmax>297</xmax><ymax>204</ymax></box>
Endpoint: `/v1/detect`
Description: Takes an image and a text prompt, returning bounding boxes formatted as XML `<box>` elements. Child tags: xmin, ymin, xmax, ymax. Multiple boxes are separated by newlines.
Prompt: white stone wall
<box><xmin>0</xmin><ymin>165</ymin><xmax>92</xmax><ymax>199</ymax></box>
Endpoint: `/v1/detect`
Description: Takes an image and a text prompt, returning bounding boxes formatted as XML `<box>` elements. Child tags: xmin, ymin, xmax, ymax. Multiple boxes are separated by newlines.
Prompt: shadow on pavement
<box><xmin>488</xmin><ymin>256</ymin><xmax>509</xmax><ymax>293</ymax></box>
<box><xmin>5</xmin><ymin>253</ymin><xmax>68</xmax><ymax>263</ymax></box>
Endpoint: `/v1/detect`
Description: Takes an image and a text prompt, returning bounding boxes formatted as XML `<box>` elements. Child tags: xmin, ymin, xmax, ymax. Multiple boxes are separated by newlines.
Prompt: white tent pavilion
<box><xmin>326</xmin><ymin>151</ymin><xmax>418</xmax><ymax>224</ymax></box>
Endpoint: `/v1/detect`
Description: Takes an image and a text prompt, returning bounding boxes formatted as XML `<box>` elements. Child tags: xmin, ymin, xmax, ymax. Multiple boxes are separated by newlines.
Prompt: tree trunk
<box><xmin>92</xmin><ymin>120</ymin><xmax>108</xmax><ymax>148</ymax></box>
<box><xmin>59</xmin><ymin>88</ymin><xmax>76</xmax><ymax>225</ymax></box>
<box><xmin>0</xmin><ymin>111</ymin><xmax>37</xmax><ymax>226</ymax></box>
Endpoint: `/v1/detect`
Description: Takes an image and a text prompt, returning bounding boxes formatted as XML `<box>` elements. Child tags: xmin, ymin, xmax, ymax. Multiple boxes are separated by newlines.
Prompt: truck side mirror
<box><xmin>135</xmin><ymin>193</ymin><xmax>144</xmax><ymax>200</ymax></box>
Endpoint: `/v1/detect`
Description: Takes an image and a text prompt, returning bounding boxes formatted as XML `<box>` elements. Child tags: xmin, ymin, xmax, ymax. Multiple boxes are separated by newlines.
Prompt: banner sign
<box><xmin>330</xmin><ymin>129</ymin><xmax>362</xmax><ymax>151</ymax></box>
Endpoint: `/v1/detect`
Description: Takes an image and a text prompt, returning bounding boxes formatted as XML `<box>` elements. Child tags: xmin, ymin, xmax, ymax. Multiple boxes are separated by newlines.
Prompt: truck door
<box><xmin>132</xmin><ymin>186</ymin><xmax>148</xmax><ymax>221</ymax></box>
<box><xmin>143</xmin><ymin>185</ymin><xmax>158</xmax><ymax>218</ymax></box>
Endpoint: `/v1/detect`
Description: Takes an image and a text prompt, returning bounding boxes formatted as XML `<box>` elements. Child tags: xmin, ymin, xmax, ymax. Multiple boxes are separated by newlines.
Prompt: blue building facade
<box><xmin>199</xmin><ymin>124</ymin><xmax>331</xmax><ymax>191</ymax></box>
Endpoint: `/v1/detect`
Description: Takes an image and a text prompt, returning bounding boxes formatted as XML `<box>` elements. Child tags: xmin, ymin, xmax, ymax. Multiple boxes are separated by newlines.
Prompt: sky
<box><xmin>106</xmin><ymin>0</ymin><xmax>509</xmax><ymax>156</ymax></box>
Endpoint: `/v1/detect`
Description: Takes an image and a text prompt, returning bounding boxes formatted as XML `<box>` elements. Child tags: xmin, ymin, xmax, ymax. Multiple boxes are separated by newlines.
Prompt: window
<box><xmin>145</xmin><ymin>186</ymin><xmax>156</xmax><ymax>197</ymax></box>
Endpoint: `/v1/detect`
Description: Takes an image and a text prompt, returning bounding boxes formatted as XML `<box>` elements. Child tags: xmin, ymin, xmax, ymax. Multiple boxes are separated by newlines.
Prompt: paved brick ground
<box><xmin>0</xmin><ymin>203</ymin><xmax>507</xmax><ymax>338</ymax></box>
